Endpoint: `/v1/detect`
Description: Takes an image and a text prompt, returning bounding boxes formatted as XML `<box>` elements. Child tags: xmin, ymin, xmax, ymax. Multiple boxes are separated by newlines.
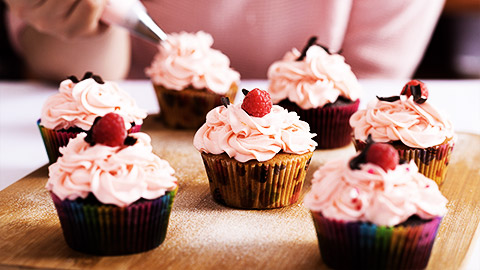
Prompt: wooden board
<box><xmin>1</xmin><ymin>117</ymin><xmax>479</xmax><ymax>270</ymax></box>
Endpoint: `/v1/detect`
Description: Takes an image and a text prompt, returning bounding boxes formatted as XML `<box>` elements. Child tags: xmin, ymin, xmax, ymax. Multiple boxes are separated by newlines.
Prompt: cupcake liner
<box><xmin>38</xmin><ymin>119</ymin><xmax>142</xmax><ymax>164</ymax></box>
<box><xmin>311</xmin><ymin>212</ymin><xmax>442</xmax><ymax>270</ymax></box>
<box><xmin>278</xmin><ymin>99</ymin><xmax>360</xmax><ymax>149</ymax></box>
<box><xmin>38</xmin><ymin>120</ymin><xmax>85</xmax><ymax>164</ymax></box>
<box><xmin>354</xmin><ymin>139</ymin><xmax>455</xmax><ymax>186</ymax></box>
<box><xmin>50</xmin><ymin>189</ymin><xmax>177</xmax><ymax>255</ymax></box>
<box><xmin>154</xmin><ymin>84</ymin><xmax>238</xmax><ymax>129</ymax></box>
<box><xmin>200</xmin><ymin>152</ymin><xmax>313</xmax><ymax>209</ymax></box>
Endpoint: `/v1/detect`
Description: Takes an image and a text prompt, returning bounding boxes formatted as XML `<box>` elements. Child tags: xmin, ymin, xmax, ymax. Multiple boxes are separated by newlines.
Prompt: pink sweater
<box><xmin>8</xmin><ymin>0</ymin><xmax>445</xmax><ymax>79</ymax></box>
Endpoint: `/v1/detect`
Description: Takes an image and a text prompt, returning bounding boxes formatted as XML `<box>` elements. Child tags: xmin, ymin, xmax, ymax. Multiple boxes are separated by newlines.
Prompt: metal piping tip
<box><xmin>133</xmin><ymin>12</ymin><xmax>167</xmax><ymax>44</ymax></box>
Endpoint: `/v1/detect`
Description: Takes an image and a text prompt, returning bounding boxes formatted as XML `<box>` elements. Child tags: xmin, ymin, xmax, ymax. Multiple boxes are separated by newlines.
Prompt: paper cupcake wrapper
<box><xmin>354</xmin><ymin>140</ymin><xmax>454</xmax><ymax>186</ymax></box>
<box><xmin>50</xmin><ymin>189</ymin><xmax>177</xmax><ymax>255</ymax></box>
<box><xmin>278</xmin><ymin>99</ymin><xmax>360</xmax><ymax>149</ymax></box>
<box><xmin>200</xmin><ymin>152</ymin><xmax>313</xmax><ymax>209</ymax></box>
<box><xmin>38</xmin><ymin>119</ymin><xmax>142</xmax><ymax>164</ymax></box>
<box><xmin>154</xmin><ymin>84</ymin><xmax>238</xmax><ymax>129</ymax></box>
<box><xmin>311</xmin><ymin>212</ymin><xmax>442</xmax><ymax>270</ymax></box>
<box><xmin>38</xmin><ymin>120</ymin><xmax>85</xmax><ymax>164</ymax></box>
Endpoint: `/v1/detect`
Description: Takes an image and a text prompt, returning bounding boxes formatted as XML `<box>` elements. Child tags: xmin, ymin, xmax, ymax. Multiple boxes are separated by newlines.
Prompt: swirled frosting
<box><xmin>46</xmin><ymin>132</ymin><xmax>178</xmax><ymax>207</ymax></box>
<box><xmin>350</xmin><ymin>96</ymin><xmax>454</xmax><ymax>148</ymax></box>
<box><xmin>304</xmin><ymin>159</ymin><xmax>448</xmax><ymax>226</ymax></box>
<box><xmin>145</xmin><ymin>31</ymin><xmax>240</xmax><ymax>94</ymax></box>
<box><xmin>267</xmin><ymin>45</ymin><xmax>361</xmax><ymax>109</ymax></box>
<box><xmin>193</xmin><ymin>103</ymin><xmax>317</xmax><ymax>162</ymax></box>
<box><xmin>40</xmin><ymin>78</ymin><xmax>147</xmax><ymax>131</ymax></box>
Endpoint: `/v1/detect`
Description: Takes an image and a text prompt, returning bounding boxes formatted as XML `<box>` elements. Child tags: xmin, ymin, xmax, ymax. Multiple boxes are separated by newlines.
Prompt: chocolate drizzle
<box><xmin>84</xmin><ymin>116</ymin><xmax>102</xmax><ymax>146</ymax></box>
<box><xmin>68</xmin><ymin>71</ymin><xmax>105</xmax><ymax>84</ymax></box>
<box><xmin>242</xmin><ymin>88</ymin><xmax>249</xmax><ymax>96</ymax></box>
<box><xmin>376</xmin><ymin>95</ymin><xmax>400</xmax><ymax>102</ymax></box>
<box><xmin>297</xmin><ymin>36</ymin><xmax>318</xmax><ymax>61</ymax></box>
<box><xmin>401</xmin><ymin>80</ymin><xmax>427</xmax><ymax>104</ymax></box>
<box><xmin>411</xmin><ymin>84</ymin><xmax>421</xmax><ymax>98</ymax></box>
<box><xmin>221</xmin><ymin>97</ymin><xmax>230</xmax><ymax>108</ymax></box>
<box><xmin>401</xmin><ymin>84</ymin><xmax>409</xmax><ymax>96</ymax></box>
<box><xmin>123</xmin><ymin>123</ymin><xmax>138</xmax><ymax>146</ymax></box>
<box><xmin>410</xmin><ymin>84</ymin><xmax>426</xmax><ymax>104</ymax></box>
<box><xmin>82</xmin><ymin>72</ymin><xmax>93</xmax><ymax>80</ymax></box>
<box><xmin>296</xmin><ymin>36</ymin><xmax>342</xmax><ymax>61</ymax></box>
<box><xmin>92</xmin><ymin>75</ymin><xmax>105</xmax><ymax>84</ymax></box>
<box><xmin>68</xmin><ymin>75</ymin><xmax>79</xmax><ymax>83</ymax></box>
<box><xmin>124</xmin><ymin>136</ymin><xmax>138</xmax><ymax>146</ymax></box>
<box><xmin>349</xmin><ymin>135</ymin><xmax>374</xmax><ymax>170</ymax></box>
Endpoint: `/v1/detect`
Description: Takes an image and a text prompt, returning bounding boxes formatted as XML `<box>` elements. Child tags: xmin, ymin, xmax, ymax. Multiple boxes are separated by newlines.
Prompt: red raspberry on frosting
<box><xmin>91</xmin><ymin>112</ymin><xmax>127</xmax><ymax>147</ymax></box>
<box><xmin>241</xmin><ymin>88</ymin><xmax>273</xmax><ymax>117</ymax></box>
<box><xmin>366</xmin><ymin>143</ymin><xmax>399</xmax><ymax>171</ymax></box>
<box><xmin>401</xmin><ymin>80</ymin><xmax>428</xmax><ymax>103</ymax></box>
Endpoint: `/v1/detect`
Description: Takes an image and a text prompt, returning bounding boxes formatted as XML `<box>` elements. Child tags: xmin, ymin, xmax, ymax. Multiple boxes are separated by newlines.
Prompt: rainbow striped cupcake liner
<box><xmin>278</xmin><ymin>99</ymin><xmax>360</xmax><ymax>149</ymax></box>
<box><xmin>201</xmin><ymin>152</ymin><xmax>313</xmax><ymax>209</ymax></box>
<box><xmin>38</xmin><ymin>119</ymin><xmax>142</xmax><ymax>164</ymax></box>
<box><xmin>311</xmin><ymin>212</ymin><xmax>442</xmax><ymax>270</ymax></box>
<box><xmin>50</xmin><ymin>189</ymin><xmax>177</xmax><ymax>255</ymax></box>
<box><xmin>354</xmin><ymin>140</ymin><xmax>454</xmax><ymax>186</ymax></box>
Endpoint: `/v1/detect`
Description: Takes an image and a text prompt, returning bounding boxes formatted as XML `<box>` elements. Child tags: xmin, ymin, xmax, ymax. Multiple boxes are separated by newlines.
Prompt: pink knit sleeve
<box><xmin>132</xmin><ymin>0</ymin><xmax>355</xmax><ymax>79</ymax></box>
<box><xmin>342</xmin><ymin>0</ymin><xmax>445</xmax><ymax>79</ymax></box>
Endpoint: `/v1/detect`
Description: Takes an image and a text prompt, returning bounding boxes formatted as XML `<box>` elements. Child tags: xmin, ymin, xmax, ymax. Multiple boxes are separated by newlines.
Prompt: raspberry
<box><xmin>241</xmin><ymin>88</ymin><xmax>272</xmax><ymax>117</ymax></box>
<box><xmin>91</xmin><ymin>112</ymin><xmax>127</xmax><ymax>147</ymax></box>
<box><xmin>401</xmin><ymin>80</ymin><xmax>428</xmax><ymax>104</ymax></box>
<box><xmin>365</xmin><ymin>143</ymin><xmax>399</xmax><ymax>171</ymax></box>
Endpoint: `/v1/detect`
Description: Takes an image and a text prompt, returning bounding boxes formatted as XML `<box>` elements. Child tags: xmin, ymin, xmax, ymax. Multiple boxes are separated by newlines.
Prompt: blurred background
<box><xmin>1</xmin><ymin>0</ymin><xmax>479</xmax><ymax>80</ymax></box>
<box><xmin>414</xmin><ymin>0</ymin><xmax>480</xmax><ymax>79</ymax></box>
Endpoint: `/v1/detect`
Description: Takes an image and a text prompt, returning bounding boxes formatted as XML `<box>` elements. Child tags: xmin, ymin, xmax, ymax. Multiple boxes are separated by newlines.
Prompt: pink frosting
<box><xmin>40</xmin><ymin>78</ymin><xmax>147</xmax><ymax>131</ymax></box>
<box><xmin>350</xmin><ymin>96</ymin><xmax>454</xmax><ymax>148</ymax></box>
<box><xmin>193</xmin><ymin>103</ymin><xmax>317</xmax><ymax>162</ymax></box>
<box><xmin>267</xmin><ymin>45</ymin><xmax>361</xmax><ymax>109</ymax></box>
<box><xmin>145</xmin><ymin>31</ymin><xmax>240</xmax><ymax>94</ymax></box>
<box><xmin>304</xmin><ymin>159</ymin><xmax>448</xmax><ymax>226</ymax></box>
<box><xmin>46</xmin><ymin>132</ymin><xmax>178</xmax><ymax>207</ymax></box>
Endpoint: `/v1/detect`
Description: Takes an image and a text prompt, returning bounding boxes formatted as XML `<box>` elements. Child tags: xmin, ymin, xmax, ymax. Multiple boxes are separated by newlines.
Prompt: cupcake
<box><xmin>267</xmin><ymin>36</ymin><xmax>361</xmax><ymax>149</ymax></box>
<box><xmin>350</xmin><ymin>80</ymin><xmax>455</xmax><ymax>185</ymax></box>
<box><xmin>39</xmin><ymin>72</ymin><xmax>147</xmax><ymax>163</ymax></box>
<box><xmin>46</xmin><ymin>113</ymin><xmax>178</xmax><ymax>255</ymax></box>
<box><xmin>145</xmin><ymin>31</ymin><xmax>239</xmax><ymax>129</ymax></box>
<box><xmin>194</xmin><ymin>88</ymin><xmax>317</xmax><ymax>209</ymax></box>
<box><xmin>304</xmin><ymin>141</ymin><xmax>448</xmax><ymax>269</ymax></box>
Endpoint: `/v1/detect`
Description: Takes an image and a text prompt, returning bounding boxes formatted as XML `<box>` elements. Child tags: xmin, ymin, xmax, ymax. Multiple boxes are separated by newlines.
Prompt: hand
<box><xmin>5</xmin><ymin>0</ymin><xmax>109</xmax><ymax>40</ymax></box>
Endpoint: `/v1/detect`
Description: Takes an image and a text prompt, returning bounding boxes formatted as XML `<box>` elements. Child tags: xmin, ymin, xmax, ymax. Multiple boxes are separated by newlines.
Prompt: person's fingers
<box><xmin>6</xmin><ymin>0</ymin><xmax>107</xmax><ymax>40</ymax></box>
<box><xmin>24</xmin><ymin>0</ymin><xmax>78</xmax><ymax>34</ymax></box>
<box><xmin>4</xmin><ymin>0</ymin><xmax>45</xmax><ymax>17</ymax></box>
<box><xmin>63</xmin><ymin>0</ymin><xmax>108</xmax><ymax>39</ymax></box>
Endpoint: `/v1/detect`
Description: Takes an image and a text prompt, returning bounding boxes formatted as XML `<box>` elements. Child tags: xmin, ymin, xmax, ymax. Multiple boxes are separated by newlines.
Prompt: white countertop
<box><xmin>1</xmin><ymin>79</ymin><xmax>479</xmax><ymax>269</ymax></box>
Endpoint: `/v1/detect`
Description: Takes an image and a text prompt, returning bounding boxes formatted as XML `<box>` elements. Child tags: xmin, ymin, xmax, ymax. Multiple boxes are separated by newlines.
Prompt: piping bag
<box><xmin>101</xmin><ymin>0</ymin><xmax>167</xmax><ymax>44</ymax></box>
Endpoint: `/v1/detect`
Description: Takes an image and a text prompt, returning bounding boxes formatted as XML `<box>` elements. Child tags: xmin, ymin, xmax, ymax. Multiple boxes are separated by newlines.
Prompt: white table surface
<box><xmin>1</xmin><ymin>79</ymin><xmax>479</xmax><ymax>269</ymax></box>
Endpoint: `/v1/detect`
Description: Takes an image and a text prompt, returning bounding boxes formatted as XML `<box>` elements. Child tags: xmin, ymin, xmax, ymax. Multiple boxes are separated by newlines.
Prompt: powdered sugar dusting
<box><xmin>143</xmin><ymin>122</ymin><xmax>356</xmax><ymax>268</ymax></box>
<box><xmin>0</xmin><ymin>119</ymin><xmax>358</xmax><ymax>269</ymax></box>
